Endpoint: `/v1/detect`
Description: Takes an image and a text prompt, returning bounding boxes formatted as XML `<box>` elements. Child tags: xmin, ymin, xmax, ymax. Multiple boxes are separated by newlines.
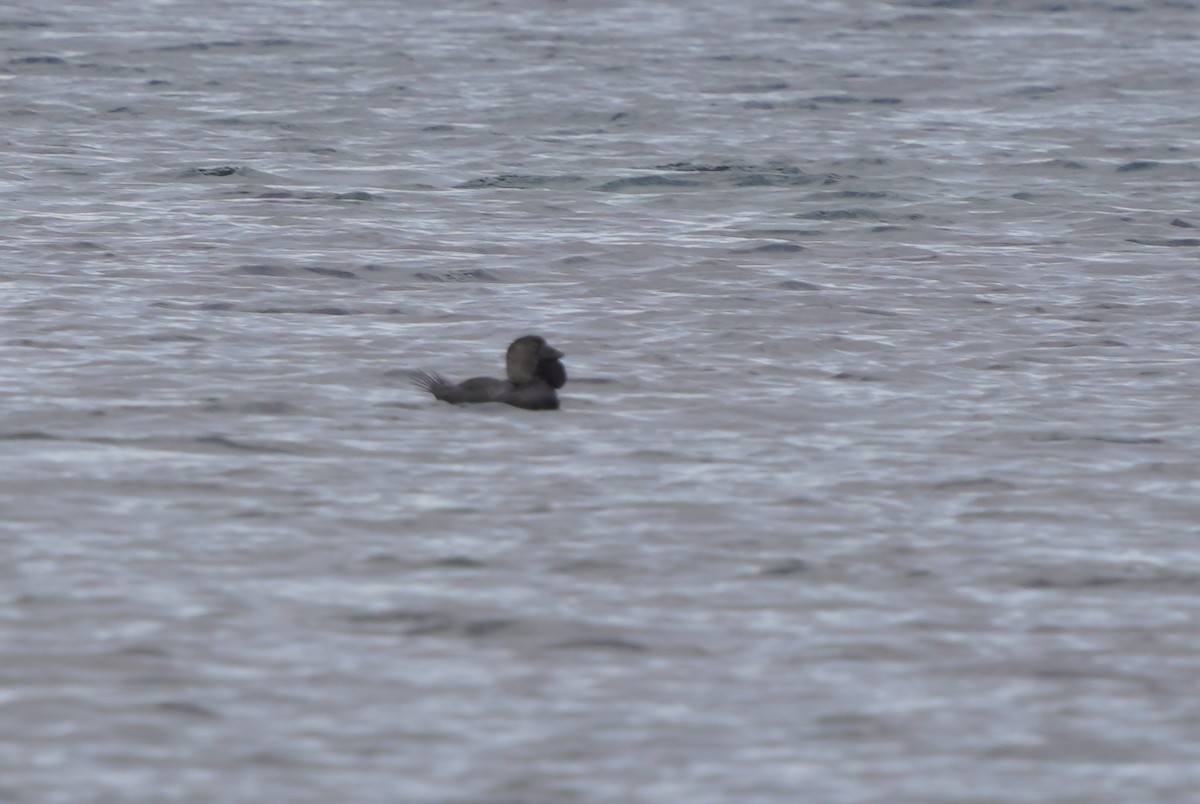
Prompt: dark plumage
<box><xmin>411</xmin><ymin>335</ymin><xmax>567</xmax><ymax>411</ymax></box>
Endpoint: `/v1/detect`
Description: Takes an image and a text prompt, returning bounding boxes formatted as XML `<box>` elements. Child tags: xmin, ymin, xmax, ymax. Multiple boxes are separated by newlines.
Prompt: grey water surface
<box><xmin>3</xmin><ymin>0</ymin><xmax>1200</xmax><ymax>801</ymax></box>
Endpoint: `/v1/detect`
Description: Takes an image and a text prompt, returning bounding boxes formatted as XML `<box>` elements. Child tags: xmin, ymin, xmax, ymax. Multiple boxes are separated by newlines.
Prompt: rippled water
<box><xmin>4</xmin><ymin>1</ymin><xmax>1200</xmax><ymax>801</ymax></box>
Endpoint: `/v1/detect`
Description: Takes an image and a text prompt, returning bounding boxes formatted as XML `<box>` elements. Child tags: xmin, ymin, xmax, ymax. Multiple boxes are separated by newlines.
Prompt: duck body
<box><xmin>411</xmin><ymin>335</ymin><xmax>566</xmax><ymax>411</ymax></box>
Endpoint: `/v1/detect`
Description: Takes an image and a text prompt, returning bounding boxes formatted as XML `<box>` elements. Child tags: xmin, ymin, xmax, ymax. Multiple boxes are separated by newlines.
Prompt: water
<box><xmin>3</xmin><ymin>1</ymin><xmax>1200</xmax><ymax>801</ymax></box>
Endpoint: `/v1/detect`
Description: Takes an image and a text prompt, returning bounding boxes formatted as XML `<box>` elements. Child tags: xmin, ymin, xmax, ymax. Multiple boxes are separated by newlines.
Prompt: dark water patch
<box><xmin>153</xmin><ymin>39</ymin><xmax>298</xmax><ymax>53</ymax></box>
<box><xmin>803</xmin><ymin>95</ymin><xmax>902</xmax><ymax>105</ymax></box>
<box><xmin>760</xmin><ymin>558</ymin><xmax>808</xmax><ymax>576</ymax></box>
<box><xmin>236</xmin><ymin>264</ymin><xmax>293</xmax><ymax>276</ymax></box>
<box><xmin>655</xmin><ymin>161</ymin><xmax>839</xmax><ymax>187</ymax></box>
<box><xmin>798</xmin><ymin>208</ymin><xmax>884</xmax><ymax>221</ymax></box>
<box><xmin>346</xmin><ymin>609</ymin><xmax>455</xmax><ymax>634</ymax></box>
<box><xmin>116</xmin><ymin>644</ymin><xmax>170</xmax><ymax>658</ymax></box>
<box><xmin>51</xmin><ymin>241</ymin><xmax>118</xmax><ymax>259</ymax></box>
<box><xmin>255</xmin><ymin>189</ymin><xmax>373</xmax><ymax>202</ymax></box>
<box><xmin>344</xmin><ymin>609</ymin><xmax>510</xmax><ymax>638</ymax></box>
<box><xmin>243</xmin><ymin>401</ymin><xmax>301</xmax><ymax>415</ymax></box>
<box><xmin>548</xmin><ymin>637</ymin><xmax>648</xmax><ymax>652</ymax></box>
<box><xmin>1034</xmin><ymin>337</ymin><xmax>1128</xmax><ymax>346</ymax></box>
<box><xmin>457</xmin><ymin>174</ymin><xmax>589</xmax><ymax>190</ymax></box>
<box><xmin>1170</xmin><ymin>218</ymin><xmax>1196</xmax><ymax>228</ymax></box>
<box><xmin>8</xmin><ymin>55</ymin><xmax>66</xmax><ymax>66</ymax></box>
<box><xmin>0</xmin><ymin>431</ymin><xmax>58</xmax><ymax>441</ymax></box>
<box><xmin>816</xmin><ymin>712</ymin><xmax>895</xmax><ymax>740</ymax></box>
<box><xmin>552</xmin><ymin>558</ymin><xmax>628</xmax><ymax>574</ymax></box>
<box><xmin>1030</xmin><ymin>158</ymin><xmax>1088</xmax><ymax>169</ymax></box>
<box><xmin>8</xmin><ymin>338</ymin><xmax>75</xmax><ymax>349</ymax></box>
<box><xmin>728</xmin><ymin>172</ymin><xmax>775</xmax><ymax>187</ymax></box>
<box><xmin>743</xmin><ymin>100</ymin><xmax>814</xmax><ymax>110</ymax></box>
<box><xmin>1026</xmin><ymin>574</ymin><xmax>1117</xmax><ymax>589</ymax></box>
<box><xmin>902</xmin><ymin>0</ymin><xmax>978</xmax><ymax>7</ymax></box>
<box><xmin>241</xmin><ymin>749</ymin><xmax>302</xmax><ymax>767</ymax></box>
<box><xmin>1084</xmin><ymin>435</ymin><xmax>1164</xmax><ymax>445</ymax></box>
<box><xmin>598</xmin><ymin>175</ymin><xmax>701</xmax><ymax>191</ymax></box>
<box><xmin>180</xmin><ymin>165</ymin><xmax>242</xmax><ymax>178</ymax></box>
<box><xmin>0</xmin><ymin>20</ymin><xmax>50</xmax><ymax>30</ymax></box>
<box><xmin>1029</xmin><ymin>431</ymin><xmax>1162</xmax><ymax>445</ymax></box>
<box><xmin>175</xmin><ymin>165</ymin><xmax>279</xmax><ymax>183</ymax></box>
<box><xmin>361</xmin><ymin>553</ymin><xmax>403</xmax><ymax>568</ymax></box>
<box><xmin>145</xmin><ymin>332</ymin><xmax>205</xmax><ymax>342</ymax></box>
<box><xmin>831</xmin><ymin>371</ymin><xmax>882</xmax><ymax>382</ymax></box>
<box><xmin>1116</xmin><ymin>160</ymin><xmax>1161</xmax><ymax>172</ymax></box>
<box><xmin>702</xmin><ymin>54</ymin><xmax>789</xmax><ymax>63</ymax></box>
<box><xmin>107</xmin><ymin>106</ymin><xmax>134</xmax><ymax>114</ymax></box>
<box><xmin>958</xmin><ymin>509</ymin><xmax>1071</xmax><ymax>523</ymax></box>
<box><xmin>871</xmin><ymin>225</ymin><xmax>905</xmax><ymax>233</ymax></box>
<box><xmin>251</xmin><ymin>306</ymin><xmax>352</xmax><ymax>315</ymax></box>
<box><xmin>1021</xmin><ymin>571</ymin><xmax>1200</xmax><ymax>590</ymax></box>
<box><xmin>809</xmin><ymin>190</ymin><xmax>888</xmax><ymax>200</ymax></box>
<box><xmin>303</xmin><ymin>266</ymin><xmax>358</xmax><ymax>279</ymax></box>
<box><xmin>193</xmin><ymin>434</ymin><xmax>294</xmax><ymax>453</ymax></box>
<box><xmin>1012</xmin><ymin>84</ymin><xmax>1062</xmax><ymax>97</ymax></box>
<box><xmin>659</xmin><ymin>161</ymin><xmax>761</xmax><ymax>172</ymax></box>
<box><xmin>723</xmin><ymin>82</ymin><xmax>791</xmax><ymax>93</ymax></box>
<box><xmin>414</xmin><ymin>268</ymin><xmax>501</xmax><ymax>282</ymax></box>
<box><xmin>429</xmin><ymin>556</ymin><xmax>488</xmax><ymax>569</ymax></box>
<box><xmin>932</xmin><ymin>477</ymin><xmax>1018</xmax><ymax>492</ymax></box>
<box><xmin>155</xmin><ymin>40</ymin><xmax>238</xmax><ymax>52</ymax></box>
<box><xmin>1128</xmin><ymin>237</ymin><xmax>1200</xmax><ymax>247</ymax></box>
<box><xmin>776</xmin><ymin>280</ymin><xmax>821</xmax><ymax>290</ymax></box>
<box><xmin>463</xmin><ymin>619</ymin><xmax>514</xmax><ymax>637</ymax></box>
<box><xmin>742</xmin><ymin>242</ymin><xmax>804</xmax><ymax>253</ymax></box>
<box><xmin>156</xmin><ymin>701</ymin><xmax>218</xmax><ymax>718</ymax></box>
<box><xmin>167</xmin><ymin>165</ymin><xmax>284</xmax><ymax>184</ymax></box>
<box><xmin>737</xmin><ymin>228</ymin><xmax>822</xmax><ymax>238</ymax></box>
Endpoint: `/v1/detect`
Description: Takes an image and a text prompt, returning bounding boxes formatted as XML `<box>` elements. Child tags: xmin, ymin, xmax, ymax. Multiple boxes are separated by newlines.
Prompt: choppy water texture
<box><xmin>3</xmin><ymin>0</ymin><xmax>1200</xmax><ymax>801</ymax></box>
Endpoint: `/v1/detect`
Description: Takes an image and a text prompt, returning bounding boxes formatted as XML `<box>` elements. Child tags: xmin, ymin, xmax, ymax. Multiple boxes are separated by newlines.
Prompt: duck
<box><xmin>411</xmin><ymin>335</ymin><xmax>566</xmax><ymax>411</ymax></box>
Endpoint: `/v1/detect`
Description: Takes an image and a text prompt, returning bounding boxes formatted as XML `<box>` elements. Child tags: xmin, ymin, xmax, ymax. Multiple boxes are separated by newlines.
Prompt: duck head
<box><xmin>506</xmin><ymin>335</ymin><xmax>567</xmax><ymax>388</ymax></box>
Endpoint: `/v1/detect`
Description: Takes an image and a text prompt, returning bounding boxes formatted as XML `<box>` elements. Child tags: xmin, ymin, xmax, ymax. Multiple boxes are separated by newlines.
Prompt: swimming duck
<box><xmin>411</xmin><ymin>335</ymin><xmax>566</xmax><ymax>411</ymax></box>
